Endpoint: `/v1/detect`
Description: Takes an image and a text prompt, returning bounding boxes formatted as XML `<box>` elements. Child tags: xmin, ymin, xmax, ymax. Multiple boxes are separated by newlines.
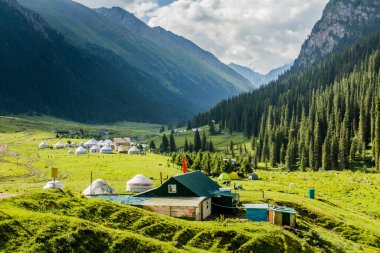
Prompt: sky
<box><xmin>74</xmin><ymin>0</ymin><xmax>328</xmax><ymax>74</ymax></box>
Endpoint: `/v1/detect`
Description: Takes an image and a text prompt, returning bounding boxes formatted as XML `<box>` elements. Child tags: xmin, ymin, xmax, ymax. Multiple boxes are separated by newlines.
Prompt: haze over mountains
<box><xmin>228</xmin><ymin>63</ymin><xmax>293</xmax><ymax>89</ymax></box>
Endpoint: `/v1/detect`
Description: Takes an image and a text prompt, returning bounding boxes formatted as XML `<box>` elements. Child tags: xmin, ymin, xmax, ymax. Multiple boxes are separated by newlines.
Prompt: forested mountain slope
<box><xmin>192</xmin><ymin>31</ymin><xmax>380</xmax><ymax>171</ymax></box>
<box><xmin>0</xmin><ymin>0</ymin><xmax>192</xmax><ymax>123</ymax></box>
<box><xmin>17</xmin><ymin>0</ymin><xmax>252</xmax><ymax>112</ymax></box>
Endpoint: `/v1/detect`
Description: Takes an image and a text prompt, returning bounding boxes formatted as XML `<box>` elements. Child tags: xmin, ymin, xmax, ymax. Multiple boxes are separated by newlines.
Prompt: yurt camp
<box><xmin>75</xmin><ymin>146</ymin><xmax>87</xmax><ymax>154</ymax></box>
<box><xmin>84</xmin><ymin>139</ymin><xmax>98</xmax><ymax>148</ymax></box>
<box><xmin>54</xmin><ymin>142</ymin><xmax>65</xmax><ymax>149</ymax></box>
<box><xmin>126</xmin><ymin>174</ymin><xmax>153</xmax><ymax>192</ymax></box>
<box><xmin>83</xmin><ymin>179</ymin><xmax>117</xmax><ymax>196</ymax></box>
<box><xmin>128</xmin><ymin>146</ymin><xmax>141</xmax><ymax>155</ymax></box>
<box><xmin>39</xmin><ymin>142</ymin><xmax>49</xmax><ymax>149</ymax></box>
<box><xmin>90</xmin><ymin>145</ymin><xmax>100</xmax><ymax>153</ymax></box>
<box><xmin>100</xmin><ymin>145</ymin><xmax>113</xmax><ymax>154</ymax></box>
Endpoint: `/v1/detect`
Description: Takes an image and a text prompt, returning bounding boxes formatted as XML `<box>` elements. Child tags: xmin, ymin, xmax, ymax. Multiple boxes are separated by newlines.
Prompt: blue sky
<box><xmin>74</xmin><ymin>0</ymin><xmax>328</xmax><ymax>73</ymax></box>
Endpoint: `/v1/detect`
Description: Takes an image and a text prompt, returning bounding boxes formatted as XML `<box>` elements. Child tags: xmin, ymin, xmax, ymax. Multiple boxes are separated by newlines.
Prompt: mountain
<box><xmin>17</xmin><ymin>0</ymin><xmax>252</xmax><ymax>115</ymax></box>
<box><xmin>0</xmin><ymin>0</ymin><xmax>199</xmax><ymax>123</ymax></box>
<box><xmin>94</xmin><ymin>7</ymin><xmax>251</xmax><ymax>91</ymax></box>
<box><xmin>293</xmin><ymin>0</ymin><xmax>380</xmax><ymax>69</ymax></box>
<box><xmin>228</xmin><ymin>63</ymin><xmax>292</xmax><ymax>89</ymax></box>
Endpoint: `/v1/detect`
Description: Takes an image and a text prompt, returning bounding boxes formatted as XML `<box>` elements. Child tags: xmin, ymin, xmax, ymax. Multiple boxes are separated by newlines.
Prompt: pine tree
<box><xmin>159</xmin><ymin>134</ymin><xmax>169</xmax><ymax>153</ymax></box>
<box><xmin>280</xmin><ymin>143</ymin><xmax>286</xmax><ymax>164</ymax></box>
<box><xmin>201</xmin><ymin>131</ymin><xmax>207</xmax><ymax>151</ymax></box>
<box><xmin>184</xmin><ymin>138</ymin><xmax>189</xmax><ymax>152</ymax></box>
<box><xmin>169</xmin><ymin>131</ymin><xmax>176</xmax><ymax>152</ymax></box>
<box><xmin>186</xmin><ymin>121</ymin><xmax>192</xmax><ymax>131</ymax></box>
<box><xmin>193</xmin><ymin>130</ymin><xmax>201</xmax><ymax>152</ymax></box>
<box><xmin>208</xmin><ymin>140</ymin><xmax>214</xmax><ymax>152</ymax></box>
<box><xmin>230</xmin><ymin>140</ymin><xmax>235</xmax><ymax>157</ymax></box>
<box><xmin>149</xmin><ymin>140</ymin><xmax>156</xmax><ymax>150</ymax></box>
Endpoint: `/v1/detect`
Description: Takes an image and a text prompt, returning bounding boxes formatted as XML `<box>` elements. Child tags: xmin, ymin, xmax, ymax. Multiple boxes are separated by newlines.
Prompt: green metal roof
<box><xmin>173</xmin><ymin>171</ymin><xmax>221</xmax><ymax>197</ymax></box>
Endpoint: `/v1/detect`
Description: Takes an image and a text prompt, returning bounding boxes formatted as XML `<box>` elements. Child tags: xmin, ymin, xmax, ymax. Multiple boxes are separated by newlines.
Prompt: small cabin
<box><xmin>268</xmin><ymin>206</ymin><xmax>297</xmax><ymax>227</ymax></box>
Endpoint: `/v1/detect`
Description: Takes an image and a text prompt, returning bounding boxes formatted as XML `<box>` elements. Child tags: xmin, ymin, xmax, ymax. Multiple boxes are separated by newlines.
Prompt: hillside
<box><xmin>0</xmin><ymin>0</ymin><xmax>196</xmax><ymax>124</ymax></box>
<box><xmin>15</xmin><ymin>0</ymin><xmax>251</xmax><ymax>121</ymax></box>
<box><xmin>228</xmin><ymin>63</ymin><xmax>292</xmax><ymax>89</ymax></box>
<box><xmin>94</xmin><ymin>7</ymin><xmax>251</xmax><ymax>92</ymax></box>
<box><xmin>293</xmin><ymin>0</ymin><xmax>380</xmax><ymax>69</ymax></box>
<box><xmin>192</xmin><ymin>29</ymin><xmax>380</xmax><ymax>171</ymax></box>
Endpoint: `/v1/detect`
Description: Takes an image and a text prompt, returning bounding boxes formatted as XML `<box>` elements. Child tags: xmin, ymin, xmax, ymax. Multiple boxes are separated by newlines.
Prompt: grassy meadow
<box><xmin>1</xmin><ymin>115</ymin><xmax>380</xmax><ymax>252</ymax></box>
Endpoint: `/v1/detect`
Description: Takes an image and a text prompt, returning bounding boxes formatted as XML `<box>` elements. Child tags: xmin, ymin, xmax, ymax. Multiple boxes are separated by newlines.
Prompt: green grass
<box><xmin>0</xmin><ymin>190</ymin><xmax>312</xmax><ymax>253</ymax></box>
<box><xmin>1</xmin><ymin>115</ymin><xmax>380</xmax><ymax>252</ymax></box>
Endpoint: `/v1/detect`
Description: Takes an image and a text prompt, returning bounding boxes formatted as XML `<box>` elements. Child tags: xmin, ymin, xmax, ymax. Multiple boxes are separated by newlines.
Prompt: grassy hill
<box><xmin>1</xmin><ymin>115</ymin><xmax>380</xmax><ymax>252</ymax></box>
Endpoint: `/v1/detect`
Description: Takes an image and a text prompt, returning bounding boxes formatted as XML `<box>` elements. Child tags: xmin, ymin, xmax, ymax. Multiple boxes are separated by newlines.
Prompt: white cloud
<box><xmin>74</xmin><ymin>0</ymin><xmax>328</xmax><ymax>73</ymax></box>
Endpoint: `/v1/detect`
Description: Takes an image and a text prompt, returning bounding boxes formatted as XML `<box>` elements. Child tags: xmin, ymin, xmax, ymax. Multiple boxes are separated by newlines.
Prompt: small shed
<box><xmin>243</xmin><ymin>203</ymin><xmax>268</xmax><ymax>222</ymax></box>
<box><xmin>248</xmin><ymin>173</ymin><xmax>259</xmax><ymax>180</ymax></box>
<box><xmin>126</xmin><ymin>174</ymin><xmax>153</xmax><ymax>192</ymax></box>
<box><xmin>128</xmin><ymin>146</ymin><xmax>141</xmax><ymax>155</ymax></box>
<box><xmin>268</xmin><ymin>206</ymin><xmax>297</xmax><ymax>227</ymax></box>
<box><xmin>229</xmin><ymin>172</ymin><xmax>240</xmax><ymax>180</ymax></box>
<box><xmin>75</xmin><ymin>146</ymin><xmax>87</xmax><ymax>154</ymax></box>
<box><xmin>218</xmin><ymin>173</ymin><xmax>231</xmax><ymax>182</ymax></box>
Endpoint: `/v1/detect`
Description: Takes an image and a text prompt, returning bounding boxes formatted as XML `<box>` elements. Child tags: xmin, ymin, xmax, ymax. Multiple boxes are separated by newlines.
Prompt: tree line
<box><xmin>192</xmin><ymin>32</ymin><xmax>380</xmax><ymax>171</ymax></box>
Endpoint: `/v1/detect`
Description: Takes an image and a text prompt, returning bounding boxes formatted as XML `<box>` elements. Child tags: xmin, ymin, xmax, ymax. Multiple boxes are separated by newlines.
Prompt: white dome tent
<box><xmin>75</xmin><ymin>146</ymin><xmax>87</xmax><ymax>154</ymax></box>
<box><xmin>126</xmin><ymin>174</ymin><xmax>153</xmax><ymax>192</ymax></box>
<box><xmin>100</xmin><ymin>145</ymin><xmax>113</xmax><ymax>154</ymax></box>
<box><xmin>82</xmin><ymin>179</ymin><xmax>117</xmax><ymax>195</ymax></box>
<box><xmin>128</xmin><ymin>146</ymin><xmax>141</xmax><ymax>155</ymax></box>
<box><xmin>90</xmin><ymin>145</ymin><xmax>100</xmax><ymax>153</ymax></box>
<box><xmin>54</xmin><ymin>142</ymin><xmax>65</xmax><ymax>149</ymax></box>
<box><xmin>104</xmin><ymin>139</ymin><xmax>113</xmax><ymax>145</ymax></box>
<box><xmin>43</xmin><ymin>180</ymin><xmax>63</xmax><ymax>190</ymax></box>
<box><xmin>39</xmin><ymin>142</ymin><xmax>49</xmax><ymax>149</ymax></box>
<box><xmin>84</xmin><ymin>139</ymin><xmax>98</xmax><ymax>148</ymax></box>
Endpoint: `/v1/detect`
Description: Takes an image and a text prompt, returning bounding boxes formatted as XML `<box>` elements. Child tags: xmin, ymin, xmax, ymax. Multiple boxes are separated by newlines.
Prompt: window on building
<box><xmin>168</xmin><ymin>184</ymin><xmax>177</xmax><ymax>193</ymax></box>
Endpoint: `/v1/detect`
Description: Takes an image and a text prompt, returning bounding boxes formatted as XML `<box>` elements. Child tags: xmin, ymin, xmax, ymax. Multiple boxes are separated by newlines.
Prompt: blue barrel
<box><xmin>308</xmin><ymin>188</ymin><xmax>315</xmax><ymax>199</ymax></box>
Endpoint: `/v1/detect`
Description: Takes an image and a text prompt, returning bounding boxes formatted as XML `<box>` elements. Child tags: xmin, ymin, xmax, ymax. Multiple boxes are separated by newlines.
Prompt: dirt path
<box><xmin>0</xmin><ymin>193</ymin><xmax>17</xmax><ymax>199</ymax></box>
<box><xmin>0</xmin><ymin>145</ymin><xmax>47</xmax><ymax>181</ymax></box>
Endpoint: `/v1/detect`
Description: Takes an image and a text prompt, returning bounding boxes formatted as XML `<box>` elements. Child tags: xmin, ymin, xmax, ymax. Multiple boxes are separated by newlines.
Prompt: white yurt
<box><xmin>39</xmin><ymin>142</ymin><xmax>49</xmax><ymax>149</ymax></box>
<box><xmin>90</xmin><ymin>145</ymin><xmax>100</xmax><ymax>153</ymax></box>
<box><xmin>64</xmin><ymin>143</ymin><xmax>71</xmax><ymax>148</ymax></box>
<box><xmin>126</xmin><ymin>174</ymin><xmax>153</xmax><ymax>192</ymax></box>
<box><xmin>128</xmin><ymin>146</ymin><xmax>141</xmax><ymax>155</ymax></box>
<box><xmin>75</xmin><ymin>146</ymin><xmax>87</xmax><ymax>154</ymax></box>
<box><xmin>100</xmin><ymin>145</ymin><xmax>113</xmax><ymax>154</ymax></box>
<box><xmin>68</xmin><ymin>149</ymin><xmax>74</xmax><ymax>155</ymax></box>
<box><xmin>104</xmin><ymin>139</ymin><xmax>113</xmax><ymax>145</ymax></box>
<box><xmin>70</xmin><ymin>142</ymin><xmax>77</xmax><ymax>148</ymax></box>
<box><xmin>82</xmin><ymin>179</ymin><xmax>117</xmax><ymax>195</ymax></box>
<box><xmin>43</xmin><ymin>180</ymin><xmax>63</xmax><ymax>189</ymax></box>
<box><xmin>97</xmin><ymin>140</ymin><xmax>105</xmax><ymax>148</ymax></box>
<box><xmin>54</xmin><ymin>142</ymin><xmax>65</xmax><ymax>149</ymax></box>
<box><xmin>84</xmin><ymin>139</ymin><xmax>98</xmax><ymax>148</ymax></box>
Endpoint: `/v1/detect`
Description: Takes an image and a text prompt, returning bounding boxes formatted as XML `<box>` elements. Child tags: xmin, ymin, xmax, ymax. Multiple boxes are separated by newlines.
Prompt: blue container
<box><xmin>308</xmin><ymin>188</ymin><xmax>315</xmax><ymax>199</ymax></box>
<box><xmin>245</xmin><ymin>204</ymin><xmax>269</xmax><ymax>221</ymax></box>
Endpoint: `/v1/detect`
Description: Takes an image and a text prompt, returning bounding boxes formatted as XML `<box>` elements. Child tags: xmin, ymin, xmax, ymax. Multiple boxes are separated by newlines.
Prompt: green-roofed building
<box><xmin>135</xmin><ymin>171</ymin><xmax>239</xmax><ymax>215</ymax></box>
